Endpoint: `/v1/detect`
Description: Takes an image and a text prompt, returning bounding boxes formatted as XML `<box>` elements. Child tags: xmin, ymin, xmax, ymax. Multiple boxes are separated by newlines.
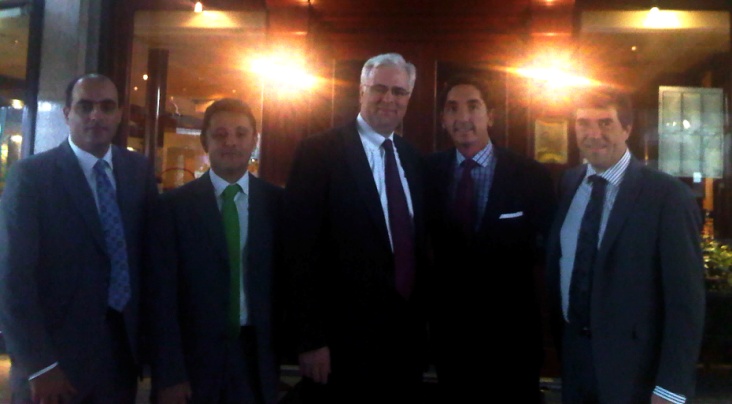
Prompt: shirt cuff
<box><xmin>653</xmin><ymin>386</ymin><xmax>686</xmax><ymax>403</ymax></box>
<box><xmin>28</xmin><ymin>362</ymin><xmax>58</xmax><ymax>381</ymax></box>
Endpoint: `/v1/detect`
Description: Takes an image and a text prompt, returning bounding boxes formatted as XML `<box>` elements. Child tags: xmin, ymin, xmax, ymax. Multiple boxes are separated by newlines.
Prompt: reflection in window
<box><xmin>658</xmin><ymin>86</ymin><xmax>724</xmax><ymax>179</ymax></box>
<box><xmin>0</xmin><ymin>1</ymin><xmax>30</xmax><ymax>192</ymax></box>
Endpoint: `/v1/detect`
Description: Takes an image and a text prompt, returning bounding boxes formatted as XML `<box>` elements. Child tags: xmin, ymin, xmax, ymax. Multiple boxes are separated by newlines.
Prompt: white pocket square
<box><xmin>499</xmin><ymin>211</ymin><xmax>524</xmax><ymax>219</ymax></box>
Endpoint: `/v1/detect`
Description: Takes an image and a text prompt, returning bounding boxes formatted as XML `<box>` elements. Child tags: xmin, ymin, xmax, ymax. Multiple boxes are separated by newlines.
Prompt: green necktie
<box><xmin>222</xmin><ymin>184</ymin><xmax>241</xmax><ymax>339</ymax></box>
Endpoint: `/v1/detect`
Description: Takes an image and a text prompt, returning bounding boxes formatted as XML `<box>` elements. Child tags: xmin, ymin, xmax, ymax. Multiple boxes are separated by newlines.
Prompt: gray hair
<box><xmin>360</xmin><ymin>53</ymin><xmax>416</xmax><ymax>91</ymax></box>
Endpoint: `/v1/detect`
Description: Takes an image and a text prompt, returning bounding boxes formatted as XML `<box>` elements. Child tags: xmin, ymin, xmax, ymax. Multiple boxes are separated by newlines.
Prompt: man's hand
<box><xmin>30</xmin><ymin>366</ymin><xmax>76</xmax><ymax>404</ymax></box>
<box><xmin>298</xmin><ymin>346</ymin><xmax>331</xmax><ymax>384</ymax></box>
<box><xmin>158</xmin><ymin>382</ymin><xmax>192</xmax><ymax>404</ymax></box>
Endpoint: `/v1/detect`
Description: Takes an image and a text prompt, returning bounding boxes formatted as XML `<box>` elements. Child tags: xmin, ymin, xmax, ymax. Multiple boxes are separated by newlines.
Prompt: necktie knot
<box><xmin>382</xmin><ymin>138</ymin><xmax>395</xmax><ymax>154</ymax></box>
<box><xmin>222</xmin><ymin>184</ymin><xmax>241</xmax><ymax>202</ymax></box>
<box><xmin>461</xmin><ymin>158</ymin><xmax>479</xmax><ymax>171</ymax></box>
<box><xmin>94</xmin><ymin>159</ymin><xmax>109</xmax><ymax>175</ymax></box>
<box><xmin>588</xmin><ymin>174</ymin><xmax>607</xmax><ymax>187</ymax></box>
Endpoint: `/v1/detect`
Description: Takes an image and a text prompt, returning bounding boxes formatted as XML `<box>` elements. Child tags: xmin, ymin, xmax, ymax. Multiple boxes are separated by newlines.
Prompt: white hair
<box><xmin>360</xmin><ymin>53</ymin><xmax>416</xmax><ymax>91</ymax></box>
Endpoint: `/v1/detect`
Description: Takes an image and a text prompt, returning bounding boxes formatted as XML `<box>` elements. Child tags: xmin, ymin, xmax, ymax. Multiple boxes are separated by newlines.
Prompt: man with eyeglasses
<box><xmin>283</xmin><ymin>53</ymin><xmax>429</xmax><ymax>403</ymax></box>
<box><xmin>0</xmin><ymin>73</ymin><xmax>157</xmax><ymax>403</ymax></box>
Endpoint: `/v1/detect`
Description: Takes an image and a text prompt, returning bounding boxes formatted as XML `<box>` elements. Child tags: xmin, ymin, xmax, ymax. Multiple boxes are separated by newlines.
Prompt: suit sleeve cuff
<box><xmin>653</xmin><ymin>386</ymin><xmax>686</xmax><ymax>403</ymax></box>
<box><xmin>28</xmin><ymin>362</ymin><xmax>58</xmax><ymax>381</ymax></box>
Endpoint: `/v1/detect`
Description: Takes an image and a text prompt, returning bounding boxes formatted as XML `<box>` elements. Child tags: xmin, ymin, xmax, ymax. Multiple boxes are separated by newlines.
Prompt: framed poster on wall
<box><xmin>534</xmin><ymin>117</ymin><xmax>568</xmax><ymax>164</ymax></box>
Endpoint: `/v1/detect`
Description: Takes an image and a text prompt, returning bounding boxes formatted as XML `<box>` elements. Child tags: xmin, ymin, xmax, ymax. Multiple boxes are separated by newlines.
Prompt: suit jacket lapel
<box><xmin>57</xmin><ymin>141</ymin><xmax>106</xmax><ymax>252</ymax></box>
<box><xmin>478</xmin><ymin>147</ymin><xmax>510</xmax><ymax>233</ymax></box>
<box><xmin>596</xmin><ymin>158</ymin><xmax>644</xmax><ymax>265</ymax></box>
<box><xmin>111</xmin><ymin>147</ymin><xmax>137</xmax><ymax>248</ymax></box>
<box><xmin>246</xmin><ymin>176</ymin><xmax>266</xmax><ymax>277</ymax></box>
<box><xmin>434</xmin><ymin>151</ymin><xmax>455</xmax><ymax>226</ymax></box>
<box><xmin>342</xmin><ymin>123</ymin><xmax>391</xmax><ymax>248</ymax></box>
<box><xmin>394</xmin><ymin>135</ymin><xmax>422</xmax><ymax>228</ymax></box>
<box><xmin>191</xmin><ymin>172</ymin><xmax>230</xmax><ymax>270</ymax></box>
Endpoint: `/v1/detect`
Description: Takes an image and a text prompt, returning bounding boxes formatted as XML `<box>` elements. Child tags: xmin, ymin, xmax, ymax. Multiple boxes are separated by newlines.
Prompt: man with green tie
<box><xmin>150</xmin><ymin>98</ymin><xmax>282</xmax><ymax>403</ymax></box>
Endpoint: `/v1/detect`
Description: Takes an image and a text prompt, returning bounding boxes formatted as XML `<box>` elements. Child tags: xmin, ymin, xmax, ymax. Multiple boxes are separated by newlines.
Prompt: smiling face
<box><xmin>203</xmin><ymin>111</ymin><xmax>257</xmax><ymax>183</ymax></box>
<box><xmin>64</xmin><ymin>77</ymin><xmax>122</xmax><ymax>158</ymax></box>
<box><xmin>575</xmin><ymin>106</ymin><xmax>630</xmax><ymax>172</ymax></box>
<box><xmin>442</xmin><ymin>84</ymin><xmax>493</xmax><ymax>158</ymax></box>
<box><xmin>359</xmin><ymin>66</ymin><xmax>412</xmax><ymax>136</ymax></box>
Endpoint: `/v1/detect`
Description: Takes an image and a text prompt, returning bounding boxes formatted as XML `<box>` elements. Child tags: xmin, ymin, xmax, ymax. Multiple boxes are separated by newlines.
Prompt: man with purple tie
<box><xmin>283</xmin><ymin>52</ymin><xmax>429</xmax><ymax>403</ymax></box>
<box><xmin>425</xmin><ymin>74</ymin><xmax>556</xmax><ymax>403</ymax></box>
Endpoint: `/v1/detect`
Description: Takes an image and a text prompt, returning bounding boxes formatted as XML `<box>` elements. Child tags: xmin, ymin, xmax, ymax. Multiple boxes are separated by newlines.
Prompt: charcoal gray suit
<box><xmin>0</xmin><ymin>140</ymin><xmax>157</xmax><ymax>401</ymax></box>
<box><xmin>546</xmin><ymin>157</ymin><xmax>705</xmax><ymax>402</ymax></box>
<box><xmin>150</xmin><ymin>171</ymin><xmax>282</xmax><ymax>403</ymax></box>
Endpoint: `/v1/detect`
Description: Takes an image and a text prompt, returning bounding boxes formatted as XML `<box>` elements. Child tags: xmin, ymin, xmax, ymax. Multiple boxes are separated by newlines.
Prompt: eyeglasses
<box><xmin>73</xmin><ymin>100</ymin><xmax>119</xmax><ymax>115</ymax></box>
<box><xmin>366</xmin><ymin>84</ymin><xmax>411</xmax><ymax>98</ymax></box>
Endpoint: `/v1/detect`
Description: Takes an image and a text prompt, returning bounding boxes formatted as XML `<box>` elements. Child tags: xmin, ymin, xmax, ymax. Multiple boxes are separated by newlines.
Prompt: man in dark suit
<box><xmin>546</xmin><ymin>90</ymin><xmax>705</xmax><ymax>403</ymax></box>
<box><xmin>0</xmin><ymin>73</ymin><xmax>158</xmax><ymax>403</ymax></box>
<box><xmin>150</xmin><ymin>98</ymin><xmax>282</xmax><ymax>403</ymax></box>
<box><xmin>283</xmin><ymin>52</ymin><xmax>428</xmax><ymax>403</ymax></box>
<box><xmin>424</xmin><ymin>75</ymin><xmax>556</xmax><ymax>403</ymax></box>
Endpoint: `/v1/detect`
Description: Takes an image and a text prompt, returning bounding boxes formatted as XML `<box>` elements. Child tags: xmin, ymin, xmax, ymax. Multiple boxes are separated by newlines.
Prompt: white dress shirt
<box><xmin>356</xmin><ymin>114</ymin><xmax>414</xmax><ymax>251</ymax></box>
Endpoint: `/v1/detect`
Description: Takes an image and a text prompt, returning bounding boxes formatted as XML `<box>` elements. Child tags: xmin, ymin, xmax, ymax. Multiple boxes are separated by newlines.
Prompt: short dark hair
<box><xmin>200</xmin><ymin>98</ymin><xmax>257</xmax><ymax>149</ymax></box>
<box><xmin>437</xmin><ymin>74</ymin><xmax>494</xmax><ymax>112</ymax></box>
<box><xmin>64</xmin><ymin>73</ymin><xmax>120</xmax><ymax>108</ymax></box>
<box><xmin>574</xmin><ymin>89</ymin><xmax>634</xmax><ymax>129</ymax></box>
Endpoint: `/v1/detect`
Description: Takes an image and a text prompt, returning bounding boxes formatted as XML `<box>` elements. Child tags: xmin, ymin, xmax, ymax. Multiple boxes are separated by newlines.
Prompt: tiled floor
<box><xmin>1</xmin><ymin>355</ymin><xmax>730</xmax><ymax>403</ymax></box>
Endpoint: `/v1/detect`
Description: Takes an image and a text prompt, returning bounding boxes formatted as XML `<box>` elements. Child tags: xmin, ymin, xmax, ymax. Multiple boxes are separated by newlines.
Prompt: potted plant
<box><xmin>702</xmin><ymin>235</ymin><xmax>732</xmax><ymax>292</ymax></box>
<box><xmin>700</xmin><ymin>235</ymin><xmax>732</xmax><ymax>366</ymax></box>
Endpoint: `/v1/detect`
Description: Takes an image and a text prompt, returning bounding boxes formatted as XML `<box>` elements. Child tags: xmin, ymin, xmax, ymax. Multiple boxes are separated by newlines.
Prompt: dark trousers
<box><xmin>561</xmin><ymin>323</ymin><xmax>599</xmax><ymax>404</ymax></box>
<box><xmin>191</xmin><ymin>326</ymin><xmax>264</xmax><ymax>404</ymax></box>
<box><xmin>294</xmin><ymin>372</ymin><xmax>424</xmax><ymax>404</ymax></box>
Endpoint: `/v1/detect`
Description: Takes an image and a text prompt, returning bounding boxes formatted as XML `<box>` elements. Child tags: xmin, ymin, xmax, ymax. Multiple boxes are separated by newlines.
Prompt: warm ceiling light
<box><xmin>10</xmin><ymin>99</ymin><xmax>23</xmax><ymax>110</ymax></box>
<box><xmin>513</xmin><ymin>67</ymin><xmax>597</xmax><ymax>88</ymax></box>
<box><xmin>194</xmin><ymin>1</ymin><xmax>203</xmax><ymax>13</ymax></box>
<box><xmin>142</xmin><ymin>74</ymin><xmax>148</xmax><ymax>81</ymax></box>
<box><xmin>644</xmin><ymin>7</ymin><xmax>680</xmax><ymax>28</ymax></box>
<box><xmin>250</xmin><ymin>54</ymin><xmax>317</xmax><ymax>92</ymax></box>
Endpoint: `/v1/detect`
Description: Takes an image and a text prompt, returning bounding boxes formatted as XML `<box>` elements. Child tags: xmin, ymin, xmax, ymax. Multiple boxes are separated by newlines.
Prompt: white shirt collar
<box><xmin>455</xmin><ymin>141</ymin><xmax>493</xmax><ymax>168</ymax></box>
<box><xmin>209</xmin><ymin>168</ymin><xmax>249</xmax><ymax>197</ymax></box>
<box><xmin>68</xmin><ymin>137</ymin><xmax>113</xmax><ymax>173</ymax></box>
<box><xmin>585</xmin><ymin>148</ymin><xmax>631</xmax><ymax>187</ymax></box>
<box><xmin>357</xmin><ymin>113</ymin><xmax>395</xmax><ymax>149</ymax></box>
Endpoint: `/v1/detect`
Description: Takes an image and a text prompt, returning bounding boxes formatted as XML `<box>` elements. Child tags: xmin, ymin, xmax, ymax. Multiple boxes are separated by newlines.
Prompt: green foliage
<box><xmin>703</xmin><ymin>235</ymin><xmax>732</xmax><ymax>291</ymax></box>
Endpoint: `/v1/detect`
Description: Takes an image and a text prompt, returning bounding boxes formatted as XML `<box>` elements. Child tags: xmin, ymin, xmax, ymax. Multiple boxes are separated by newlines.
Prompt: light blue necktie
<box><xmin>93</xmin><ymin>159</ymin><xmax>131</xmax><ymax>312</ymax></box>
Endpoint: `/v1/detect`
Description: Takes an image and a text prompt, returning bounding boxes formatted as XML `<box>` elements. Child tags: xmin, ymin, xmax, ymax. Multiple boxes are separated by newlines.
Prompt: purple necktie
<box><xmin>454</xmin><ymin>159</ymin><xmax>479</xmax><ymax>236</ymax></box>
<box><xmin>382</xmin><ymin>139</ymin><xmax>415</xmax><ymax>300</ymax></box>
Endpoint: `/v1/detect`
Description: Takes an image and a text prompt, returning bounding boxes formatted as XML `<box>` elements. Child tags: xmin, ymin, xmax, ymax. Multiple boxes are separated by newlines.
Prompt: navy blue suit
<box><xmin>283</xmin><ymin>121</ymin><xmax>429</xmax><ymax>402</ymax></box>
<box><xmin>425</xmin><ymin>146</ymin><xmax>556</xmax><ymax>403</ymax></box>
<box><xmin>546</xmin><ymin>158</ymin><xmax>705</xmax><ymax>402</ymax></box>
<box><xmin>150</xmin><ymin>171</ymin><xmax>282</xmax><ymax>403</ymax></box>
<box><xmin>0</xmin><ymin>140</ymin><xmax>157</xmax><ymax>401</ymax></box>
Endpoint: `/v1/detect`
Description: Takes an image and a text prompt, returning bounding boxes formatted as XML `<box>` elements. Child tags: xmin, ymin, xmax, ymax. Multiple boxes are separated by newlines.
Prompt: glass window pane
<box><xmin>0</xmin><ymin>4</ymin><xmax>29</xmax><ymax>192</ymax></box>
